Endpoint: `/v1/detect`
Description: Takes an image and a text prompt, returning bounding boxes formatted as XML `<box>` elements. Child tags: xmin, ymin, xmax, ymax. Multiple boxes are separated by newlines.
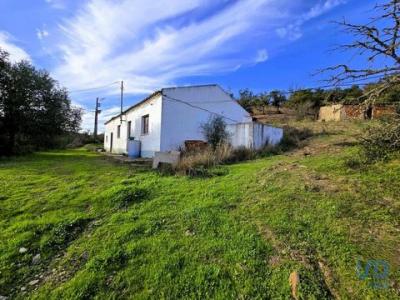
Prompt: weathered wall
<box><xmin>253</xmin><ymin>123</ymin><xmax>283</xmax><ymax>147</ymax></box>
<box><xmin>372</xmin><ymin>105</ymin><xmax>397</xmax><ymax>119</ymax></box>
<box><xmin>341</xmin><ymin>105</ymin><xmax>365</xmax><ymax>120</ymax></box>
<box><xmin>227</xmin><ymin>122</ymin><xmax>283</xmax><ymax>149</ymax></box>
<box><xmin>319</xmin><ymin>104</ymin><xmax>397</xmax><ymax>121</ymax></box>
<box><xmin>318</xmin><ymin>104</ymin><xmax>343</xmax><ymax>121</ymax></box>
<box><xmin>227</xmin><ymin>123</ymin><xmax>252</xmax><ymax>148</ymax></box>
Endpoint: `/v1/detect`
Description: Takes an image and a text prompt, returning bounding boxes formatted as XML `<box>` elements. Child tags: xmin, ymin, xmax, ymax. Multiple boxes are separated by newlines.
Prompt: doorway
<box><xmin>110</xmin><ymin>132</ymin><xmax>114</xmax><ymax>152</ymax></box>
<box><xmin>365</xmin><ymin>106</ymin><xmax>373</xmax><ymax>120</ymax></box>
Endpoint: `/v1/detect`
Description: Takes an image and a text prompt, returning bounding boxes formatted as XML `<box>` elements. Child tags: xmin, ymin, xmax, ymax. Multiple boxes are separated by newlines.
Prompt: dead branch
<box><xmin>321</xmin><ymin>0</ymin><xmax>400</xmax><ymax>99</ymax></box>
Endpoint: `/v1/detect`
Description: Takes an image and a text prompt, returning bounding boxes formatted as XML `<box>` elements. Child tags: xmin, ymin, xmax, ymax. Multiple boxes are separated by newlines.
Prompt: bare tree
<box><xmin>324</xmin><ymin>0</ymin><xmax>400</xmax><ymax>101</ymax></box>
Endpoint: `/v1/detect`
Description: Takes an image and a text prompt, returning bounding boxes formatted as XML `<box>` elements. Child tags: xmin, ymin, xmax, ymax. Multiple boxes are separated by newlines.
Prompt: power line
<box><xmin>69</xmin><ymin>81</ymin><xmax>120</xmax><ymax>93</ymax></box>
<box><xmin>76</xmin><ymin>74</ymin><xmax>394</xmax><ymax>119</ymax></box>
<box><xmin>162</xmin><ymin>94</ymin><xmax>240</xmax><ymax>123</ymax></box>
<box><xmin>274</xmin><ymin>76</ymin><xmax>393</xmax><ymax>95</ymax></box>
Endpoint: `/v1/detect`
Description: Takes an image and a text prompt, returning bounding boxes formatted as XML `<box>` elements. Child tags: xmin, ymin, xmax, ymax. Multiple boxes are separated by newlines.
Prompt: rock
<box><xmin>20</xmin><ymin>287</ymin><xmax>26</xmax><ymax>291</ymax></box>
<box><xmin>0</xmin><ymin>295</ymin><xmax>7</xmax><ymax>300</ymax></box>
<box><xmin>289</xmin><ymin>271</ymin><xmax>300</xmax><ymax>300</ymax></box>
<box><xmin>19</xmin><ymin>247</ymin><xmax>28</xmax><ymax>254</ymax></box>
<box><xmin>28</xmin><ymin>279</ymin><xmax>39</xmax><ymax>286</ymax></box>
<box><xmin>32</xmin><ymin>254</ymin><xmax>41</xmax><ymax>265</ymax></box>
<box><xmin>185</xmin><ymin>229</ymin><xmax>195</xmax><ymax>236</ymax></box>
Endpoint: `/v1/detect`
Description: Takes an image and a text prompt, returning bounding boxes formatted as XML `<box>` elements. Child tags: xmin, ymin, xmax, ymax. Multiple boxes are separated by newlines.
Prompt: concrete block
<box><xmin>152</xmin><ymin>151</ymin><xmax>181</xmax><ymax>169</ymax></box>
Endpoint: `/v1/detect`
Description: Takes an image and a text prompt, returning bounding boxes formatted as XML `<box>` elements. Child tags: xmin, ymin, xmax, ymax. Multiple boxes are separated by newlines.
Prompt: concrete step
<box><xmin>101</xmin><ymin>153</ymin><xmax>152</xmax><ymax>167</ymax></box>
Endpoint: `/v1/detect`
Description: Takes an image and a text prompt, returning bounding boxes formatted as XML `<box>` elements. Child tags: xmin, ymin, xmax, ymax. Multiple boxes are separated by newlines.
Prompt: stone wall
<box><xmin>372</xmin><ymin>105</ymin><xmax>397</xmax><ymax>119</ymax></box>
<box><xmin>342</xmin><ymin>105</ymin><xmax>365</xmax><ymax>120</ymax></box>
<box><xmin>319</xmin><ymin>104</ymin><xmax>397</xmax><ymax>121</ymax></box>
<box><xmin>319</xmin><ymin>104</ymin><xmax>343</xmax><ymax>121</ymax></box>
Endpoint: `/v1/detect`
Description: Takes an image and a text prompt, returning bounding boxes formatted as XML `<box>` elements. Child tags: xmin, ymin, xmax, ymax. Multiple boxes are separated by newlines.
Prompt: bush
<box><xmin>174</xmin><ymin>143</ymin><xmax>271</xmax><ymax>176</ymax></box>
<box><xmin>200</xmin><ymin>116</ymin><xmax>230</xmax><ymax>149</ymax></box>
<box><xmin>176</xmin><ymin>143</ymin><xmax>257</xmax><ymax>176</ymax></box>
<box><xmin>278</xmin><ymin>127</ymin><xmax>313</xmax><ymax>151</ymax></box>
<box><xmin>228</xmin><ymin>146</ymin><xmax>256</xmax><ymax>162</ymax></box>
<box><xmin>176</xmin><ymin>144</ymin><xmax>230</xmax><ymax>175</ymax></box>
<box><xmin>361</xmin><ymin>118</ymin><xmax>400</xmax><ymax>162</ymax></box>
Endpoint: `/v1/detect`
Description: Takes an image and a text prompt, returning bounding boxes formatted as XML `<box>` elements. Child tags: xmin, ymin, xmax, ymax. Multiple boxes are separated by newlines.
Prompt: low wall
<box><xmin>372</xmin><ymin>105</ymin><xmax>397</xmax><ymax>119</ymax></box>
<box><xmin>227</xmin><ymin>122</ymin><xmax>283</xmax><ymax>150</ymax></box>
<box><xmin>342</xmin><ymin>105</ymin><xmax>365</xmax><ymax>120</ymax></box>
<box><xmin>319</xmin><ymin>104</ymin><xmax>342</xmax><ymax>121</ymax></box>
<box><xmin>319</xmin><ymin>104</ymin><xmax>397</xmax><ymax>121</ymax></box>
<box><xmin>227</xmin><ymin>123</ymin><xmax>252</xmax><ymax>148</ymax></box>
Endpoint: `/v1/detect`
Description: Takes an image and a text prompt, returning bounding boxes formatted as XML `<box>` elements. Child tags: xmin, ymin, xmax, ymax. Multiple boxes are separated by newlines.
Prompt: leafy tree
<box><xmin>258</xmin><ymin>92</ymin><xmax>270</xmax><ymax>114</ymax></box>
<box><xmin>238</xmin><ymin>89</ymin><xmax>257</xmax><ymax>113</ymax></box>
<box><xmin>201</xmin><ymin>115</ymin><xmax>229</xmax><ymax>149</ymax></box>
<box><xmin>287</xmin><ymin>89</ymin><xmax>326</xmax><ymax>119</ymax></box>
<box><xmin>238</xmin><ymin>89</ymin><xmax>271</xmax><ymax>114</ymax></box>
<box><xmin>269</xmin><ymin>90</ymin><xmax>286</xmax><ymax>113</ymax></box>
<box><xmin>0</xmin><ymin>48</ymin><xmax>82</xmax><ymax>155</ymax></box>
<box><xmin>322</xmin><ymin>85</ymin><xmax>363</xmax><ymax>104</ymax></box>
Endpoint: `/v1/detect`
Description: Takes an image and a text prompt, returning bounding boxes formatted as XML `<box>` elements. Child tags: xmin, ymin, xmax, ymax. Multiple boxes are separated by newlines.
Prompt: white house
<box><xmin>104</xmin><ymin>84</ymin><xmax>282</xmax><ymax>158</ymax></box>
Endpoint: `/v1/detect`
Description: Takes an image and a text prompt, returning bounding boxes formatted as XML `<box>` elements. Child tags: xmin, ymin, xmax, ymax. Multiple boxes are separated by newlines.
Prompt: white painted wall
<box><xmin>227</xmin><ymin>122</ymin><xmax>283</xmax><ymax>149</ymax></box>
<box><xmin>160</xmin><ymin>85</ymin><xmax>250</xmax><ymax>151</ymax></box>
<box><xmin>253</xmin><ymin>123</ymin><xmax>283</xmax><ymax>148</ymax></box>
<box><xmin>227</xmin><ymin>123</ymin><xmax>252</xmax><ymax>148</ymax></box>
<box><xmin>104</xmin><ymin>95</ymin><xmax>162</xmax><ymax>157</ymax></box>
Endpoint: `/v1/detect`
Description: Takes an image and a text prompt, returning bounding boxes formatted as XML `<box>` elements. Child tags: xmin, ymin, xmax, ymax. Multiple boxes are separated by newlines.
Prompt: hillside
<box><xmin>0</xmin><ymin>121</ymin><xmax>399</xmax><ymax>299</ymax></box>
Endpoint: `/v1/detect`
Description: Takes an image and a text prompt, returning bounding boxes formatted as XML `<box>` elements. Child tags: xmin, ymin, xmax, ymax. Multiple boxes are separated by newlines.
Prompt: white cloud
<box><xmin>276</xmin><ymin>0</ymin><xmax>346</xmax><ymax>41</ymax></box>
<box><xmin>47</xmin><ymin>0</ymin><xmax>346</xmax><ymax>130</ymax></box>
<box><xmin>305</xmin><ymin>0</ymin><xmax>347</xmax><ymax>20</ymax></box>
<box><xmin>52</xmin><ymin>0</ymin><xmax>291</xmax><ymax>96</ymax></box>
<box><xmin>36</xmin><ymin>29</ymin><xmax>49</xmax><ymax>40</ymax></box>
<box><xmin>0</xmin><ymin>31</ymin><xmax>31</xmax><ymax>63</ymax></box>
<box><xmin>276</xmin><ymin>25</ymin><xmax>303</xmax><ymax>41</ymax></box>
<box><xmin>255</xmin><ymin>49</ymin><xmax>269</xmax><ymax>63</ymax></box>
<box><xmin>45</xmin><ymin>0</ymin><xmax>66</xmax><ymax>10</ymax></box>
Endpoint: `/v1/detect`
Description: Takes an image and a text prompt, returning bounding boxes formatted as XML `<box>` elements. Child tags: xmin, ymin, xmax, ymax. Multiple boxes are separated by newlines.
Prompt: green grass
<box><xmin>0</xmin><ymin>122</ymin><xmax>399</xmax><ymax>299</ymax></box>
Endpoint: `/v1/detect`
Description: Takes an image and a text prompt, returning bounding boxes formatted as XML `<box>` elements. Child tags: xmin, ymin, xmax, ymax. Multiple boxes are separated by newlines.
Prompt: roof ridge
<box><xmin>161</xmin><ymin>84</ymin><xmax>218</xmax><ymax>91</ymax></box>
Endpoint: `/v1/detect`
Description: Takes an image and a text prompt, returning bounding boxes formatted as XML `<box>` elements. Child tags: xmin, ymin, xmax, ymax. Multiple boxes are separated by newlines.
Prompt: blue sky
<box><xmin>0</xmin><ymin>0</ymin><xmax>386</xmax><ymax>131</ymax></box>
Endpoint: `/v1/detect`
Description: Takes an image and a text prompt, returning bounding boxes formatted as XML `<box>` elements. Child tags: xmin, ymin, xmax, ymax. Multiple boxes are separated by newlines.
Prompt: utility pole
<box><xmin>94</xmin><ymin>97</ymin><xmax>102</xmax><ymax>142</ymax></box>
<box><xmin>120</xmin><ymin>80</ymin><xmax>124</xmax><ymax>122</ymax></box>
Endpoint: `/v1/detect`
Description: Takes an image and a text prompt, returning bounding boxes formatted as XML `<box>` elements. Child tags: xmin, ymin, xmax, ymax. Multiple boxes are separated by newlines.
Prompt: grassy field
<box><xmin>0</xmin><ymin>121</ymin><xmax>399</xmax><ymax>299</ymax></box>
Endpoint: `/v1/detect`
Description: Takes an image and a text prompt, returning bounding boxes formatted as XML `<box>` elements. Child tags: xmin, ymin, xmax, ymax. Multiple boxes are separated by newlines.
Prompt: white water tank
<box><xmin>127</xmin><ymin>140</ymin><xmax>141</xmax><ymax>158</ymax></box>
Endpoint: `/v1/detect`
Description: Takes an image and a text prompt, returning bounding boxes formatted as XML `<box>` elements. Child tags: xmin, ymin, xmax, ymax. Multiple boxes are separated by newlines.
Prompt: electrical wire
<box><xmin>162</xmin><ymin>94</ymin><xmax>241</xmax><ymax>123</ymax></box>
<box><xmin>72</xmin><ymin>74</ymin><xmax>395</xmax><ymax>117</ymax></box>
<box><xmin>69</xmin><ymin>81</ymin><xmax>120</xmax><ymax>93</ymax></box>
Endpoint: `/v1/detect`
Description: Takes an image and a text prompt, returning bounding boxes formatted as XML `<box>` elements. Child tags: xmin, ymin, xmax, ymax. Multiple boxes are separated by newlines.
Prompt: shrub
<box><xmin>361</xmin><ymin>118</ymin><xmax>400</xmax><ymax>162</ymax></box>
<box><xmin>228</xmin><ymin>146</ymin><xmax>256</xmax><ymax>162</ymax></box>
<box><xmin>175</xmin><ymin>144</ymin><xmax>238</xmax><ymax>176</ymax></box>
<box><xmin>175</xmin><ymin>144</ymin><xmax>263</xmax><ymax>176</ymax></box>
<box><xmin>278</xmin><ymin>127</ymin><xmax>313</xmax><ymax>151</ymax></box>
<box><xmin>294</xmin><ymin>101</ymin><xmax>319</xmax><ymax>120</ymax></box>
<box><xmin>200</xmin><ymin>116</ymin><xmax>230</xmax><ymax>149</ymax></box>
<box><xmin>176</xmin><ymin>146</ymin><xmax>224</xmax><ymax>175</ymax></box>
